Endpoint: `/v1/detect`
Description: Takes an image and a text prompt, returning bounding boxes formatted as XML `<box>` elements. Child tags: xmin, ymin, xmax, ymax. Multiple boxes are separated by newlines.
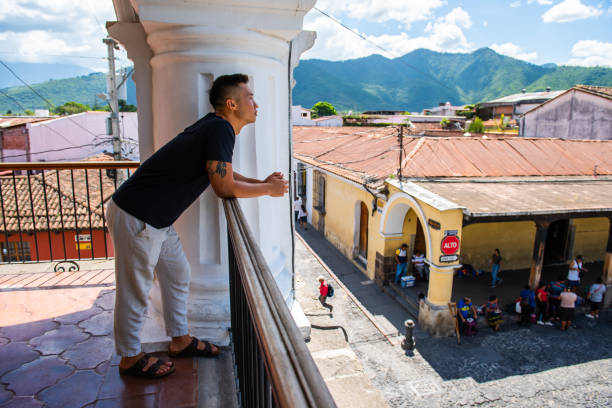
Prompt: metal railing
<box><xmin>224</xmin><ymin>198</ymin><xmax>336</xmax><ymax>408</ymax></box>
<box><xmin>0</xmin><ymin>161</ymin><xmax>139</xmax><ymax>266</ymax></box>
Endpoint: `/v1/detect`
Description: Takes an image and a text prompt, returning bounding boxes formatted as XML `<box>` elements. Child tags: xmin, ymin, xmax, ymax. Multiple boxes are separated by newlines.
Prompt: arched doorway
<box><xmin>414</xmin><ymin>219</ymin><xmax>427</xmax><ymax>258</ymax></box>
<box><xmin>358</xmin><ymin>202</ymin><xmax>368</xmax><ymax>259</ymax></box>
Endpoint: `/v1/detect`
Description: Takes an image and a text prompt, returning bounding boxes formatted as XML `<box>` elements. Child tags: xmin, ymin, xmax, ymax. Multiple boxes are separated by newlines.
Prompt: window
<box><xmin>301</xmin><ymin>112</ymin><xmax>308</xmax><ymax>117</ymax></box>
<box><xmin>314</xmin><ymin>171</ymin><xmax>325</xmax><ymax>212</ymax></box>
<box><xmin>1</xmin><ymin>241</ymin><xmax>31</xmax><ymax>262</ymax></box>
<box><xmin>297</xmin><ymin>163</ymin><xmax>306</xmax><ymax>198</ymax></box>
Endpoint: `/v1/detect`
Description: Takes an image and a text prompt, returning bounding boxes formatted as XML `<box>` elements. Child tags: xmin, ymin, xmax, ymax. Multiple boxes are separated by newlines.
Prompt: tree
<box><xmin>468</xmin><ymin>116</ymin><xmax>484</xmax><ymax>133</ymax></box>
<box><xmin>439</xmin><ymin>117</ymin><xmax>450</xmax><ymax>129</ymax></box>
<box><xmin>311</xmin><ymin>101</ymin><xmax>337</xmax><ymax>118</ymax></box>
<box><xmin>24</xmin><ymin>109</ymin><xmax>35</xmax><ymax>116</ymax></box>
<box><xmin>119</xmin><ymin>99</ymin><xmax>137</xmax><ymax>112</ymax></box>
<box><xmin>53</xmin><ymin>101</ymin><xmax>90</xmax><ymax>115</ymax></box>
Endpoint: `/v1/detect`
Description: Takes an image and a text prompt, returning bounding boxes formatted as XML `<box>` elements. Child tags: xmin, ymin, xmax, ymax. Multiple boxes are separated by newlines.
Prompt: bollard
<box><xmin>401</xmin><ymin>319</ymin><xmax>415</xmax><ymax>351</ymax></box>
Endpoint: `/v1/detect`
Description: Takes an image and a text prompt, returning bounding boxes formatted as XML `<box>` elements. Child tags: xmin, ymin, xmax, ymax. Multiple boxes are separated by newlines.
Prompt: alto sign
<box><xmin>440</xmin><ymin>235</ymin><xmax>460</xmax><ymax>255</ymax></box>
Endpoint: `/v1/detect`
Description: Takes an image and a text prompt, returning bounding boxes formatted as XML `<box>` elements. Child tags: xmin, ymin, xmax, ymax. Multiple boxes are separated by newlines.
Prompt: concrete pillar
<box><xmin>528</xmin><ymin>220</ymin><xmax>549</xmax><ymax>290</ymax></box>
<box><xmin>418</xmin><ymin>264</ymin><xmax>456</xmax><ymax>337</ymax></box>
<box><xmin>109</xmin><ymin>0</ymin><xmax>315</xmax><ymax>348</ymax></box>
<box><xmin>602</xmin><ymin>218</ymin><xmax>612</xmax><ymax>309</ymax></box>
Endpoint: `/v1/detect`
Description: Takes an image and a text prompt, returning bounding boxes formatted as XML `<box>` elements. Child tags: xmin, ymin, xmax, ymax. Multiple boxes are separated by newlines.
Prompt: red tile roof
<box><xmin>293</xmin><ymin>126</ymin><xmax>612</xmax><ymax>182</ymax></box>
<box><xmin>0</xmin><ymin>167</ymin><xmax>117</xmax><ymax>233</ymax></box>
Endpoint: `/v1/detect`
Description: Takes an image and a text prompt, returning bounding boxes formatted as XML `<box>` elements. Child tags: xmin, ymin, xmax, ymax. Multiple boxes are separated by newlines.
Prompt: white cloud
<box><xmin>566</xmin><ymin>40</ymin><xmax>612</xmax><ymax>66</ymax></box>
<box><xmin>0</xmin><ymin>0</ymin><xmax>123</xmax><ymax>71</ymax></box>
<box><xmin>510</xmin><ymin>1</ymin><xmax>521</xmax><ymax>7</ymax></box>
<box><xmin>314</xmin><ymin>0</ymin><xmax>445</xmax><ymax>29</ymax></box>
<box><xmin>483</xmin><ymin>21</ymin><xmax>489</xmax><ymax>27</ymax></box>
<box><xmin>527</xmin><ymin>0</ymin><xmax>554</xmax><ymax>5</ymax></box>
<box><xmin>302</xmin><ymin>7</ymin><xmax>474</xmax><ymax>61</ymax></box>
<box><xmin>542</xmin><ymin>0</ymin><xmax>603</xmax><ymax>22</ymax></box>
<box><xmin>490</xmin><ymin>43</ymin><xmax>537</xmax><ymax>61</ymax></box>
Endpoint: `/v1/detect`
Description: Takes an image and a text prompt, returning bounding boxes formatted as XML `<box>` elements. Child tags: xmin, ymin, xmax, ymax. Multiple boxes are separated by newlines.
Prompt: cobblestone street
<box><xmin>296</xmin><ymin>228</ymin><xmax>612</xmax><ymax>408</ymax></box>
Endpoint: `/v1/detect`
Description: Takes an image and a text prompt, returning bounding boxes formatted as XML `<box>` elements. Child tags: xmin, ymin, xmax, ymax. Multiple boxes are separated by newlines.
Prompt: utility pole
<box><xmin>103</xmin><ymin>37</ymin><xmax>121</xmax><ymax>162</ymax></box>
<box><xmin>397</xmin><ymin>125</ymin><xmax>403</xmax><ymax>185</ymax></box>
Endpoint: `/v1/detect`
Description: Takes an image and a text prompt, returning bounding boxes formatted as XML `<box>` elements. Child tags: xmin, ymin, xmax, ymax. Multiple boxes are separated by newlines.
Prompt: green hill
<box><xmin>0</xmin><ymin>72</ymin><xmax>106</xmax><ymax>113</ymax></box>
<box><xmin>293</xmin><ymin>47</ymin><xmax>612</xmax><ymax>111</ymax></box>
<box><xmin>2</xmin><ymin>48</ymin><xmax>612</xmax><ymax>114</ymax></box>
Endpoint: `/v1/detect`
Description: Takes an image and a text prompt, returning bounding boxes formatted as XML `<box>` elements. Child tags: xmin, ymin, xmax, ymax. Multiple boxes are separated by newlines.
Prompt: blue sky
<box><xmin>0</xmin><ymin>0</ymin><xmax>610</xmax><ymax>73</ymax></box>
<box><xmin>302</xmin><ymin>0</ymin><xmax>612</xmax><ymax>66</ymax></box>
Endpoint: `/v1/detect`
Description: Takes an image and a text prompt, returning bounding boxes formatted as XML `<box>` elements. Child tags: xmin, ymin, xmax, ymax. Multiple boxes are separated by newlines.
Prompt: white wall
<box><xmin>27</xmin><ymin>111</ymin><xmax>139</xmax><ymax>161</ymax></box>
<box><xmin>521</xmin><ymin>90</ymin><xmax>612</xmax><ymax>140</ymax></box>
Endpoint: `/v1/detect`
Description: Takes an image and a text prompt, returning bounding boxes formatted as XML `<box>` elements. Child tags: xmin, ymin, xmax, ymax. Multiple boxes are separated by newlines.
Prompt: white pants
<box><xmin>106</xmin><ymin>199</ymin><xmax>191</xmax><ymax>357</ymax></box>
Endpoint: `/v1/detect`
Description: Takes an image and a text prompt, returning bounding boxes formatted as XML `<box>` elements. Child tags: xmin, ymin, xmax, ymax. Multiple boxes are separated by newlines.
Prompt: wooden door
<box><xmin>359</xmin><ymin>202</ymin><xmax>368</xmax><ymax>258</ymax></box>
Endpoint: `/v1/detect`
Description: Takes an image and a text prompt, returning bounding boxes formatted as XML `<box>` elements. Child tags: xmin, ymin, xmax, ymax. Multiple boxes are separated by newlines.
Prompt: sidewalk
<box><xmin>296</xmin><ymin>225</ymin><xmax>612</xmax><ymax>408</ymax></box>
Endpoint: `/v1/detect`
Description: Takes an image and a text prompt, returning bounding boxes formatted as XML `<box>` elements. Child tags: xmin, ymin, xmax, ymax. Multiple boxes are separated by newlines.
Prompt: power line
<box><xmin>0</xmin><ymin>89</ymin><xmax>28</xmax><ymax>112</ymax></box>
<box><xmin>313</xmin><ymin>7</ymin><xmax>459</xmax><ymax>96</ymax></box>
<box><xmin>0</xmin><ymin>59</ymin><xmax>56</xmax><ymax>108</ymax></box>
<box><xmin>1</xmin><ymin>143</ymin><xmax>96</xmax><ymax>159</ymax></box>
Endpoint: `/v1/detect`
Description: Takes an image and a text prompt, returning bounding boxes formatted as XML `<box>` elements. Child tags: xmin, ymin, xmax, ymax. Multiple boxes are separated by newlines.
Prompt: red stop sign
<box><xmin>441</xmin><ymin>235</ymin><xmax>460</xmax><ymax>255</ymax></box>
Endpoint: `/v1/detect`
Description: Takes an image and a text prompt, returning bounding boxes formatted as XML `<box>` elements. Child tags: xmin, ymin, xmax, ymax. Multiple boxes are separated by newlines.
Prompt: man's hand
<box><xmin>264</xmin><ymin>172</ymin><xmax>283</xmax><ymax>183</ymax></box>
<box><xmin>266</xmin><ymin>175</ymin><xmax>288</xmax><ymax>197</ymax></box>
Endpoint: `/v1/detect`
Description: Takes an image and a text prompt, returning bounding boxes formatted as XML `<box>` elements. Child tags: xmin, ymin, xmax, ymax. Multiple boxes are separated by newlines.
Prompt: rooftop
<box><xmin>293</xmin><ymin>126</ymin><xmax>612</xmax><ymax>184</ymax></box>
<box><xmin>480</xmin><ymin>90</ymin><xmax>565</xmax><ymax>106</ymax></box>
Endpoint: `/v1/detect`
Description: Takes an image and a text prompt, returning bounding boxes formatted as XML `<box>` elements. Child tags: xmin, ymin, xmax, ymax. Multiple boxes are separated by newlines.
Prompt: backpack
<box><xmin>327</xmin><ymin>283</ymin><xmax>334</xmax><ymax>297</ymax></box>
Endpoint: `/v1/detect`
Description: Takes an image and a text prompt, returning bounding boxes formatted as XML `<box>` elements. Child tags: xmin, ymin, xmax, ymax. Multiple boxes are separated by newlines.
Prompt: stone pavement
<box><xmin>296</xmin><ymin>226</ymin><xmax>612</xmax><ymax>408</ymax></box>
<box><xmin>0</xmin><ymin>265</ymin><xmax>236</xmax><ymax>408</ymax></box>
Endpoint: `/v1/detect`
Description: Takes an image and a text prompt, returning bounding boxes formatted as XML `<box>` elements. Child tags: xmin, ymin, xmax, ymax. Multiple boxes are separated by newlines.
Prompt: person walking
<box><xmin>586</xmin><ymin>277</ymin><xmax>606</xmax><ymax>319</ymax></box>
<box><xmin>394</xmin><ymin>244</ymin><xmax>409</xmax><ymax>284</ymax></box>
<box><xmin>485</xmin><ymin>295</ymin><xmax>503</xmax><ymax>332</ymax></box>
<box><xmin>107</xmin><ymin>74</ymin><xmax>288</xmax><ymax>378</ymax></box>
<box><xmin>491</xmin><ymin>248</ymin><xmax>503</xmax><ymax>288</ymax></box>
<box><xmin>559</xmin><ymin>287</ymin><xmax>577</xmax><ymax>331</ymax></box>
<box><xmin>298</xmin><ymin>203</ymin><xmax>308</xmax><ymax>230</ymax></box>
<box><xmin>293</xmin><ymin>195</ymin><xmax>302</xmax><ymax>224</ymax></box>
<box><xmin>317</xmin><ymin>276</ymin><xmax>333</xmax><ymax>313</ymax></box>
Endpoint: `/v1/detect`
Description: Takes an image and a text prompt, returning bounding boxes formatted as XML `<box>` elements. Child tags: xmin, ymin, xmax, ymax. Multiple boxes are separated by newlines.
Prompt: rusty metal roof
<box><xmin>293</xmin><ymin>126</ymin><xmax>612</xmax><ymax>183</ymax></box>
<box><xmin>0</xmin><ymin>117</ymin><xmax>52</xmax><ymax>129</ymax></box>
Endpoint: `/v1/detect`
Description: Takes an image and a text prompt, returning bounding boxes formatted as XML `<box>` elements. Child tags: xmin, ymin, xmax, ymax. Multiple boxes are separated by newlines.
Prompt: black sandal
<box><xmin>119</xmin><ymin>353</ymin><xmax>175</xmax><ymax>378</ymax></box>
<box><xmin>169</xmin><ymin>337</ymin><xmax>220</xmax><ymax>358</ymax></box>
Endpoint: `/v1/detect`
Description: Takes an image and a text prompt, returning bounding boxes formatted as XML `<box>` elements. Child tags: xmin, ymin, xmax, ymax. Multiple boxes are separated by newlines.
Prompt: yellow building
<box><xmin>293</xmin><ymin>126</ymin><xmax>612</xmax><ymax>336</ymax></box>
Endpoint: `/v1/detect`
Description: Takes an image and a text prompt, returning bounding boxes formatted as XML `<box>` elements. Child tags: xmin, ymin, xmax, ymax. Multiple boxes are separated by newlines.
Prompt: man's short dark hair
<box><xmin>209</xmin><ymin>74</ymin><xmax>249</xmax><ymax>111</ymax></box>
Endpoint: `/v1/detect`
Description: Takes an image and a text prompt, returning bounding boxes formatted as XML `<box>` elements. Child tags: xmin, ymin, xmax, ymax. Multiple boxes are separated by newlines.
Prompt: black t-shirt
<box><xmin>112</xmin><ymin>113</ymin><xmax>235</xmax><ymax>228</ymax></box>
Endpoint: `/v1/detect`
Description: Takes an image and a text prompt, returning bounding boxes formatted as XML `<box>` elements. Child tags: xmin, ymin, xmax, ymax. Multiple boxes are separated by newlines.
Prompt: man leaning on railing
<box><xmin>106</xmin><ymin>74</ymin><xmax>288</xmax><ymax>378</ymax></box>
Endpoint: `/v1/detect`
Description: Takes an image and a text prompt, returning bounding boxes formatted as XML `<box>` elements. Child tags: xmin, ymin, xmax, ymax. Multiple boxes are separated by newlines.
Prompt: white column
<box><xmin>110</xmin><ymin>0</ymin><xmax>315</xmax><ymax>347</ymax></box>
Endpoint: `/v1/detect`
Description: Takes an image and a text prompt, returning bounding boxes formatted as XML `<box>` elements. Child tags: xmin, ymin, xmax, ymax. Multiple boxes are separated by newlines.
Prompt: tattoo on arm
<box><xmin>206</xmin><ymin>161</ymin><xmax>227</xmax><ymax>178</ymax></box>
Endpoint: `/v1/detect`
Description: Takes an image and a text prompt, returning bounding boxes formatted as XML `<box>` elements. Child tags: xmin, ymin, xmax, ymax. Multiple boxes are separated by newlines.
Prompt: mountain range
<box><xmin>1</xmin><ymin>48</ymin><xmax>612</xmax><ymax>113</ymax></box>
<box><xmin>293</xmin><ymin>47</ymin><xmax>612</xmax><ymax>111</ymax></box>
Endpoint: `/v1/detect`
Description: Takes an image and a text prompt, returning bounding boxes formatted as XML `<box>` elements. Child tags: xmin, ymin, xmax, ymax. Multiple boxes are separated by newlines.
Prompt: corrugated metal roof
<box><xmin>412</xmin><ymin>179</ymin><xmax>612</xmax><ymax>217</ymax></box>
<box><xmin>481</xmin><ymin>90</ymin><xmax>565</xmax><ymax>105</ymax></box>
<box><xmin>293</xmin><ymin>126</ymin><xmax>612</xmax><ymax>182</ymax></box>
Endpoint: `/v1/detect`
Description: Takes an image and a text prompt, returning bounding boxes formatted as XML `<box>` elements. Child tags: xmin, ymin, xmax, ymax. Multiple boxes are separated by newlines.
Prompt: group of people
<box><xmin>455</xmin><ymin>253</ymin><xmax>607</xmax><ymax>335</ymax></box>
<box><xmin>394</xmin><ymin>244</ymin><xmax>428</xmax><ymax>284</ymax></box>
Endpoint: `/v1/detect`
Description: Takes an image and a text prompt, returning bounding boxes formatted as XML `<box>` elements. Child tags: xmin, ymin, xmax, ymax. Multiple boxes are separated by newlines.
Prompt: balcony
<box><xmin>0</xmin><ymin>161</ymin><xmax>335</xmax><ymax>407</ymax></box>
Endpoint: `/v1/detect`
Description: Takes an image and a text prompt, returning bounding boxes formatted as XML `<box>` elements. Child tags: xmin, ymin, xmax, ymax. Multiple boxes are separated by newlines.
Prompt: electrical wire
<box><xmin>1</xmin><ymin>144</ymin><xmax>96</xmax><ymax>159</ymax></box>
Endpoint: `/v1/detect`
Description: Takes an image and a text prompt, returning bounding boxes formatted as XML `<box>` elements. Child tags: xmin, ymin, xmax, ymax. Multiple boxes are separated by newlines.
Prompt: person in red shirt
<box><xmin>535</xmin><ymin>282</ymin><xmax>553</xmax><ymax>326</ymax></box>
<box><xmin>318</xmin><ymin>275</ymin><xmax>333</xmax><ymax>313</ymax></box>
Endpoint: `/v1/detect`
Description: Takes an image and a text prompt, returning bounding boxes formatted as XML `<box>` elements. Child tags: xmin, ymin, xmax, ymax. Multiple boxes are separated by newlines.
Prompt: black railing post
<box><xmin>84</xmin><ymin>169</ymin><xmax>95</xmax><ymax>260</ymax></box>
<box><xmin>99</xmin><ymin>168</ymin><xmax>109</xmax><ymax>258</ymax></box>
<box><xmin>11</xmin><ymin>172</ymin><xmax>26</xmax><ymax>261</ymax></box>
<box><xmin>55</xmin><ymin>170</ymin><xmax>68</xmax><ymax>260</ymax></box>
<box><xmin>70</xmin><ymin>170</ymin><xmax>81</xmax><ymax>260</ymax></box>
<box><xmin>26</xmin><ymin>171</ymin><xmax>40</xmax><ymax>261</ymax></box>
<box><xmin>41</xmin><ymin>172</ymin><xmax>54</xmax><ymax>261</ymax></box>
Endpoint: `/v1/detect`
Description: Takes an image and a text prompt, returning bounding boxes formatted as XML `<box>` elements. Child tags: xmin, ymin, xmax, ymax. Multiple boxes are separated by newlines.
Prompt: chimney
<box><xmin>546</xmin><ymin>86</ymin><xmax>551</xmax><ymax>92</ymax></box>
<box><xmin>521</xmin><ymin>89</ymin><xmax>526</xmax><ymax>93</ymax></box>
